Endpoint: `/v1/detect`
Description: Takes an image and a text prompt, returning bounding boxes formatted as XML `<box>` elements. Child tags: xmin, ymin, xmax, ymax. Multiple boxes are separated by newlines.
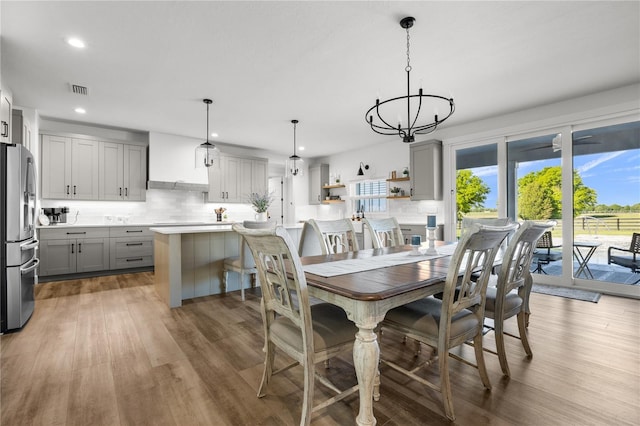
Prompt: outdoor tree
<box><xmin>456</xmin><ymin>170</ymin><xmax>490</xmax><ymax>221</ymax></box>
<box><xmin>518</xmin><ymin>166</ymin><xmax>597</xmax><ymax>219</ymax></box>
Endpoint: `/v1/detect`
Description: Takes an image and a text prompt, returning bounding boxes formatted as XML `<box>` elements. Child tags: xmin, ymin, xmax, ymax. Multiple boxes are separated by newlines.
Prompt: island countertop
<box><xmin>149</xmin><ymin>224</ymin><xmax>234</xmax><ymax>234</ymax></box>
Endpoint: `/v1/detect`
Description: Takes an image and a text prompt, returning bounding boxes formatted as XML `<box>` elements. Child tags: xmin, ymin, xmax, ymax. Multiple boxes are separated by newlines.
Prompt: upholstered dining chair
<box><xmin>363</xmin><ymin>217</ymin><xmax>404</xmax><ymax>248</ymax></box>
<box><xmin>307</xmin><ymin>218</ymin><xmax>359</xmax><ymax>254</ymax></box>
<box><xmin>232</xmin><ymin>224</ymin><xmax>359</xmax><ymax>426</ymax></box>
<box><xmin>223</xmin><ymin>220</ymin><xmax>274</xmax><ymax>301</ymax></box>
<box><xmin>379</xmin><ymin>222</ymin><xmax>517</xmax><ymax>421</ymax></box>
<box><xmin>483</xmin><ymin>220</ymin><xmax>556</xmax><ymax>377</ymax></box>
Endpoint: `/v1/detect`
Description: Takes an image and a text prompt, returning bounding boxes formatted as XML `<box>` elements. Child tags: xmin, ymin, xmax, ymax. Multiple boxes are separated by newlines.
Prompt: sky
<box><xmin>472</xmin><ymin>149</ymin><xmax>640</xmax><ymax>209</ymax></box>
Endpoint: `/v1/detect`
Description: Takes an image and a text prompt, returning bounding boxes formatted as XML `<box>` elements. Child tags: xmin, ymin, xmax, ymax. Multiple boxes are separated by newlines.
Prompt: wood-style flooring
<box><xmin>1</xmin><ymin>272</ymin><xmax>639</xmax><ymax>425</ymax></box>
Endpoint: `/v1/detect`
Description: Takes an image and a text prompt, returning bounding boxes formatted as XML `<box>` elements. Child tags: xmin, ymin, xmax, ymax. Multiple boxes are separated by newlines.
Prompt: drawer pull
<box><xmin>126</xmin><ymin>243</ymin><xmax>144</xmax><ymax>246</ymax></box>
<box><xmin>126</xmin><ymin>230</ymin><xmax>143</xmax><ymax>233</ymax></box>
<box><xmin>66</xmin><ymin>231</ymin><xmax>87</xmax><ymax>235</ymax></box>
<box><xmin>126</xmin><ymin>258</ymin><xmax>144</xmax><ymax>262</ymax></box>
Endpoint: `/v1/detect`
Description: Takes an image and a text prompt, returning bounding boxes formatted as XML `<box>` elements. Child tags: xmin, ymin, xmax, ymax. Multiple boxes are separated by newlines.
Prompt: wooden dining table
<box><xmin>300</xmin><ymin>243</ymin><xmax>455</xmax><ymax>426</ymax></box>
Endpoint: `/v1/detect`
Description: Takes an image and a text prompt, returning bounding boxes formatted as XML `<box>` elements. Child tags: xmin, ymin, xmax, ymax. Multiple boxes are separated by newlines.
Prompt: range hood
<box><xmin>147</xmin><ymin>132</ymin><xmax>209</xmax><ymax>192</ymax></box>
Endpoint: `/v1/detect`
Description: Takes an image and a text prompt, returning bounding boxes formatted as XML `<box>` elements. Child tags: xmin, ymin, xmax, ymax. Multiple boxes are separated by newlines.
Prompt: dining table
<box><xmin>300</xmin><ymin>242</ymin><xmax>457</xmax><ymax>426</ymax></box>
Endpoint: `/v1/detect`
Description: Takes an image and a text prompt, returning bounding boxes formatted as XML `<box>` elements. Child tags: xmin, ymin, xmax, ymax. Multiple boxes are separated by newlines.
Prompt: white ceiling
<box><xmin>2</xmin><ymin>1</ymin><xmax>639</xmax><ymax>158</ymax></box>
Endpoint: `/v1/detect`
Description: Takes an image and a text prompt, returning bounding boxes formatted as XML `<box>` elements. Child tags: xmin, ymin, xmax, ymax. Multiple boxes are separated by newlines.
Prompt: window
<box><xmin>352</xmin><ymin>179</ymin><xmax>387</xmax><ymax>213</ymax></box>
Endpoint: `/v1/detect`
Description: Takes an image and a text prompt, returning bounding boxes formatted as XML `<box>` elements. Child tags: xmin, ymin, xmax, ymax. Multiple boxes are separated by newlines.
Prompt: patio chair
<box><xmin>608</xmin><ymin>233</ymin><xmax>640</xmax><ymax>277</ymax></box>
<box><xmin>532</xmin><ymin>231</ymin><xmax>562</xmax><ymax>274</ymax></box>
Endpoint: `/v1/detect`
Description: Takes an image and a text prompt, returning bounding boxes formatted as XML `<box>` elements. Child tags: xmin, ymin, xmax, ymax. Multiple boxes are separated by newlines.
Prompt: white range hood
<box><xmin>147</xmin><ymin>132</ymin><xmax>209</xmax><ymax>191</ymax></box>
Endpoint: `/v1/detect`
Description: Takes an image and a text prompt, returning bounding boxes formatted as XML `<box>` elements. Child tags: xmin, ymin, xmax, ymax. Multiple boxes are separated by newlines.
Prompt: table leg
<box><xmin>353</xmin><ymin>325</ymin><xmax>379</xmax><ymax>426</ymax></box>
<box><xmin>574</xmin><ymin>246</ymin><xmax>597</xmax><ymax>279</ymax></box>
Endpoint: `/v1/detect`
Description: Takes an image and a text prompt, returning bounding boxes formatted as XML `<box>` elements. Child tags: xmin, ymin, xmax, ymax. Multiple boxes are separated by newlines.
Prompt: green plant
<box><xmin>390</xmin><ymin>186</ymin><xmax>401</xmax><ymax>194</ymax></box>
<box><xmin>247</xmin><ymin>190</ymin><xmax>274</xmax><ymax>213</ymax></box>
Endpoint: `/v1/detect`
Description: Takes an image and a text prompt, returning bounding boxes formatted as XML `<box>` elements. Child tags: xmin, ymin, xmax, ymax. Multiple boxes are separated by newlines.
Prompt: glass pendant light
<box><xmin>286</xmin><ymin>119</ymin><xmax>304</xmax><ymax>177</ymax></box>
<box><xmin>195</xmin><ymin>98</ymin><xmax>221</xmax><ymax>168</ymax></box>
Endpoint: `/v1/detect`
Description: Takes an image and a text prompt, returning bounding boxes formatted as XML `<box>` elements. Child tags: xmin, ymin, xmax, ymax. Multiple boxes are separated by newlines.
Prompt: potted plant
<box><xmin>402</xmin><ymin>167</ymin><xmax>409</xmax><ymax>177</ymax></box>
<box><xmin>390</xmin><ymin>186</ymin><xmax>401</xmax><ymax>196</ymax></box>
<box><xmin>248</xmin><ymin>190</ymin><xmax>274</xmax><ymax>221</ymax></box>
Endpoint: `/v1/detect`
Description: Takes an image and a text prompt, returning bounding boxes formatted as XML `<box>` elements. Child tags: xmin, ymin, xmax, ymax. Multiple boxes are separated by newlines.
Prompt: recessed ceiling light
<box><xmin>298</xmin><ymin>146</ymin><xmax>305</xmax><ymax>151</ymax></box>
<box><xmin>74</xmin><ymin>107</ymin><xmax>86</xmax><ymax>114</ymax></box>
<box><xmin>67</xmin><ymin>38</ymin><xmax>86</xmax><ymax>48</ymax></box>
<box><xmin>210</xmin><ymin>132</ymin><xmax>218</xmax><ymax>138</ymax></box>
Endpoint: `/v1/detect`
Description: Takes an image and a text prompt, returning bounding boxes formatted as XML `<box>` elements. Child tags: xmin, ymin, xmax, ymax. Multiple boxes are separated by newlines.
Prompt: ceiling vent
<box><xmin>70</xmin><ymin>84</ymin><xmax>88</xmax><ymax>95</ymax></box>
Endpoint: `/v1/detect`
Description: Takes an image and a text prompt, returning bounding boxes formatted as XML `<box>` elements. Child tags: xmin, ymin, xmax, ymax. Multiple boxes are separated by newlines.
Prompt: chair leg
<box><xmin>257</xmin><ymin>341</ymin><xmax>275</xmax><ymax>398</ymax></box>
<box><xmin>493</xmin><ymin>317</ymin><xmax>510</xmax><ymax>377</ymax></box>
<box><xmin>240</xmin><ymin>272</ymin><xmax>245</xmax><ymax>301</ymax></box>
<box><xmin>223</xmin><ymin>270</ymin><xmax>228</xmax><ymax>292</ymax></box>
<box><xmin>517</xmin><ymin>311</ymin><xmax>533</xmax><ymax>357</ymax></box>
<box><xmin>300</xmin><ymin>359</ymin><xmax>314</xmax><ymax>426</ymax></box>
<box><xmin>473</xmin><ymin>333</ymin><xmax>492</xmax><ymax>390</ymax></box>
<box><xmin>439</xmin><ymin>350</ymin><xmax>456</xmax><ymax>421</ymax></box>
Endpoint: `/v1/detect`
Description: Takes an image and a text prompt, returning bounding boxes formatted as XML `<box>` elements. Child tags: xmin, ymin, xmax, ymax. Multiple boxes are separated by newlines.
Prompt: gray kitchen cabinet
<box><xmin>309</xmin><ymin>163</ymin><xmax>329</xmax><ymax>205</ymax></box>
<box><xmin>410</xmin><ymin>139</ymin><xmax>442</xmax><ymax>201</ymax></box>
<box><xmin>399</xmin><ymin>224</ymin><xmax>427</xmax><ymax>245</ymax></box>
<box><xmin>109</xmin><ymin>226</ymin><xmax>154</xmax><ymax>269</ymax></box>
<box><xmin>99</xmin><ymin>142</ymin><xmax>146</xmax><ymax>201</ymax></box>
<box><xmin>39</xmin><ymin>227</ymin><xmax>110</xmax><ymax>276</ymax></box>
<box><xmin>208</xmin><ymin>155</ymin><xmax>268</xmax><ymax>203</ymax></box>
<box><xmin>41</xmin><ymin>135</ymin><xmax>100</xmax><ymax>200</ymax></box>
<box><xmin>0</xmin><ymin>88</ymin><xmax>11</xmax><ymax>143</ymax></box>
<box><xmin>12</xmin><ymin>109</ymin><xmax>33</xmax><ymax>150</ymax></box>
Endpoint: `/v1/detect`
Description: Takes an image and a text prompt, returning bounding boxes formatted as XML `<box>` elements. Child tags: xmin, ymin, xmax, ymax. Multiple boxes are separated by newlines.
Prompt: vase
<box><xmin>255</xmin><ymin>212</ymin><xmax>268</xmax><ymax>222</ymax></box>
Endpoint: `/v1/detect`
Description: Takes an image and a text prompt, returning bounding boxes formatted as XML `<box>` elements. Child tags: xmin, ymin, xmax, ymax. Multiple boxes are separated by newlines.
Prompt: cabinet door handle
<box><xmin>221</xmin><ymin>191</ymin><xmax>224</xmax><ymax>199</ymax></box>
<box><xmin>66</xmin><ymin>185</ymin><xmax>70</xmax><ymax>195</ymax></box>
<box><xmin>66</xmin><ymin>231</ymin><xmax>86</xmax><ymax>235</ymax></box>
<box><xmin>71</xmin><ymin>243</ymin><xmax>75</xmax><ymax>254</ymax></box>
<box><xmin>78</xmin><ymin>242</ymin><xmax>82</xmax><ymax>253</ymax></box>
<box><xmin>1</xmin><ymin>121</ymin><xmax>8</xmax><ymax>137</ymax></box>
<box><xmin>119</xmin><ymin>187</ymin><xmax>122</xmax><ymax>196</ymax></box>
<box><xmin>125</xmin><ymin>187</ymin><xmax>128</xmax><ymax>197</ymax></box>
<box><xmin>73</xmin><ymin>185</ymin><xmax>77</xmax><ymax>195</ymax></box>
<box><xmin>126</xmin><ymin>230</ymin><xmax>143</xmax><ymax>233</ymax></box>
<box><xmin>126</xmin><ymin>258</ymin><xmax>144</xmax><ymax>262</ymax></box>
<box><xmin>126</xmin><ymin>242</ymin><xmax>143</xmax><ymax>246</ymax></box>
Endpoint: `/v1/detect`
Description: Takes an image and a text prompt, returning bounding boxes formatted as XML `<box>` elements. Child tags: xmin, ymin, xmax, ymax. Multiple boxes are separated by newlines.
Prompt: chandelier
<box><xmin>365</xmin><ymin>17</ymin><xmax>455</xmax><ymax>143</ymax></box>
<box><xmin>195</xmin><ymin>98</ymin><xmax>220</xmax><ymax>168</ymax></box>
<box><xmin>286</xmin><ymin>119</ymin><xmax>304</xmax><ymax>177</ymax></box>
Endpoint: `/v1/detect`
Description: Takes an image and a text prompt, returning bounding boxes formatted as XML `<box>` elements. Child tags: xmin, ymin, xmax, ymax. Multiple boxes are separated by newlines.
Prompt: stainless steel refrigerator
<box><xmin>1</xmin><ymin>143</ymin><xmax>38</xmax><ymax>333</ymax></box>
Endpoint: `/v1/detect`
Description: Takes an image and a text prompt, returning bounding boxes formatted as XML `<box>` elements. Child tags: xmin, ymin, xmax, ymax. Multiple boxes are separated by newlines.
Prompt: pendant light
<box><xmin>286</xmin><ymin>119</ymin><xmax>304</xmax><ymax>177</ymax></box>
<box><xmin>195</xmin><ymin>98</ymin><xmax>221</xmax><ymax>168</ymax></box>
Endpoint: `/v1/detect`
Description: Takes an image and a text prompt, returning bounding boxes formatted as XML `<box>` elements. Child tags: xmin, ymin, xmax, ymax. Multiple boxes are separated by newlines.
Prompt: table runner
<box><xmin>303</xmin><ymin>243</ymin><xmax>457</xmax><ymax>277</ymax></box>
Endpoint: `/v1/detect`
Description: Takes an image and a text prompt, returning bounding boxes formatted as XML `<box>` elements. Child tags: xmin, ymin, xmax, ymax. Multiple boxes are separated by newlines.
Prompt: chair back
<box><xmin>536</xmin><ymin>231</ymin><xmax>555</xmax><ymax>250</ymax></box>
<box><xmin>307</xmin><ymin>218</ymin><xmax>359</xmax><ymax>254</ymax></box>
<box><xmin>495</xmin><ymin>220</ymin><xmax>556</xmax><ymax>310</ymax></box>
<box><xmin>240</xmin><ymin>220</ymin><xmax>275</xmax><ymax>268</ymax></box>
<box><xmin>363</xmin><ymin>217</ymin><xmax>404</xmax><ymax>248</ymax></box>
<box><xmin>629</xmin><ymin>233</ymin><xmax>640</xmax><ymax>253</ymax></box>
<box><xmin>441</xmin><ymin>223</ymin><xmax>518</xmax><ymax>339</ymax></box>
<box><xmin>233</xmin><ymin>224</ymin><xmax>314</xmax><ymax>352</ymax></box>
<box><xmin>461</xmin><ymin>217</ymin><xmax>514</xmax><ymax>233</ymax></box>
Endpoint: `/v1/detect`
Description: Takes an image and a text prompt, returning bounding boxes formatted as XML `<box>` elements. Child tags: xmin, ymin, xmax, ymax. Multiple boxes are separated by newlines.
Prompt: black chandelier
<box><xmin>365</xmin><ymin>17</ymin><xmax>455</xmax><ymax>143</ymax></box>
<box><xmin>195</xmin><ymin>98</ymin><xmax>220</xmax><ymax>168</ymax></box>
<box><xmin>286</xmin><ymin>119</ymin><xmax>304</xmax><ymax>177</ymax></box>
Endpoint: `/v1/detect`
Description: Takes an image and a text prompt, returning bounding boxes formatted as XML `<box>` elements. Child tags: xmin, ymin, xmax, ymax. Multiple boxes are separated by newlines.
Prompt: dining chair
<box><xmin>223</xmin><ymin>220</ymin><xmax>274</xmax><ymax>301</ymax></box>
<box><xmin>483</xmin><ymin>220</ymin><xmax>556</xmax><ymax>377</ymax></box>
<box><xmin>531</xmin><ymin>230</ymin><xmax>562</xmax><ymax>274</ymax></box>
<box><xmin>363</xmin><ymin>217</ymin><xmax>404</xmax><ymax>248</ymax></box>
<box><xmin>232</xmin><ymin>223</ymin><xmax>359</xmax><ymax>426</ymax></box>
<box><xmin>379</xmin><ymin>222</ymin><xmax>517</xmax><ymax>421</ymax></box>
<box><xmin>307</xmin><ymin>218</ymin><xmax>359</xmax><ymax>254</ymax></box>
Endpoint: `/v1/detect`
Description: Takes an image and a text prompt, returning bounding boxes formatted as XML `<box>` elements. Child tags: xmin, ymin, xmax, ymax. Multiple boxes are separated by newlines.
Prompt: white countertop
<box><xmin>37</xmin><ymin>221</ymin><xmax>234</xmax><ymax>229</ymax></box>
<box><xmin>150</xmin><ymin>225</ymin><xmax>235</xmax><ymax>234</ymax></box>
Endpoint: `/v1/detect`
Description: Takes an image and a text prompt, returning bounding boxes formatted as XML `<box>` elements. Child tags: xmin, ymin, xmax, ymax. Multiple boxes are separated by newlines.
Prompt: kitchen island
<box><xmin>151</xmin><ymin>223</ymin><xmax>302</xmax><ymax>308</ymax></box>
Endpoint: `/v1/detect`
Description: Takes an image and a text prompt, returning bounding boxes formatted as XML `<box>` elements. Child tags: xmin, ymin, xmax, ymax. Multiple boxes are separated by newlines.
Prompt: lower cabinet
<box><xmin>109</xmin><ymin>226</ymin><xmax>154</xmax><ymax>269</ymax></box>
<box><xmin>39</xmin><ymin>228</ymin><xmax>110</xmax><ymax>276</ymax></box>
<box><xmin>39</xmin><ymin>225</ymin><xmax>154</xmax><ymax>278</ymax></box>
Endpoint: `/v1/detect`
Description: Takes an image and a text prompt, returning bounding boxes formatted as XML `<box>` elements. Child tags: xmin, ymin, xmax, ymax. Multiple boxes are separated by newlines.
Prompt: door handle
<box><xmin>20</xmin><ymin>258</ymin><xmax>40</xmax><ymax>274</ymax></box>
<box><xmin>125</xmin><ymin>187</ymin><xmax>128</xmax><ymax>197</ymax></box>
<box><xmin>1</xmin><ymin>121</ymin><xmax>8</xmax><ymax>137</ymax></box>
<box><xmin>126</xmin><ymin>243</ymin><xmax>143</xmax><ymax>246</ymax></box>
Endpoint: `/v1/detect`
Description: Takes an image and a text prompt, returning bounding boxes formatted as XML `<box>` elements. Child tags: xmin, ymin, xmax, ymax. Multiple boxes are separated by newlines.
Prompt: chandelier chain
<box><xmin>405</xmin><ymin>27</ymin><xmax>411</xmax><ymax>72</ymax></box>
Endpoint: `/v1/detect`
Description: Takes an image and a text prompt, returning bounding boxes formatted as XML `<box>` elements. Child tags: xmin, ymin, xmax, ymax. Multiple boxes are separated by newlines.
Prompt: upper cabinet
<box><xmin>410</xmin><ymin>139</ymin><xmax>443</xmax><ymax>201</ymax></box>
<box><xmin>208</xmin><ymin>154</ymin><xmax>268</xmax><ymax>203</ymax></box>
<box><xmin>41</xmin><ymin>133</ymin><xmax>147</xmax><ymax>201</ymax></box>
<box><xmin>99</xmin><ymin>142</ymin><xmax>146</xmax><ymax>201</ymax></box>
<box><xmin>12</xmin><ymin>109</ymin><xmax>33</xmax><ymax>151</ymax></box>
<box><xmin>309</xmin><ymin>163</ymin><xmax>329</xmax><ymax>205</ymax></box>
<box><xmin>0</xmin><ymin>89</ymin><xmax>12</xmax><ymax>143</ymax></box>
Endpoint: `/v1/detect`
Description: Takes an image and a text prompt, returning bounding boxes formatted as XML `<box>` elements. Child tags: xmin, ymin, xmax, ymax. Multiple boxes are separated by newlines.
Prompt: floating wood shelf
<box><xmin>386</xmin><ymin>177</ymin><xmax>410</xmax><ymax>182</ymax></box>
<box><xmin>322</xmin><ymin>200</ymin><xmax>345</xmax><ymax>204</ymax></box>
<box><xmin>322</xmin><ymin>184</ymin><xmax>346</xmax><ymax>189</ymax></box>
<box><xmin>387</xmin><ymin>195</ymin><xmax>410</xmax><ymax>199</ymax></box>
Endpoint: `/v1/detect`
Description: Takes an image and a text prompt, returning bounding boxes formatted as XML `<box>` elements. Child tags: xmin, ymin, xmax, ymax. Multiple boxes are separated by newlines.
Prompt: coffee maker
<box><xmin>43</xmin><ymin>207</ymin><xmax>69</xmax><ymax>224</ymax></box>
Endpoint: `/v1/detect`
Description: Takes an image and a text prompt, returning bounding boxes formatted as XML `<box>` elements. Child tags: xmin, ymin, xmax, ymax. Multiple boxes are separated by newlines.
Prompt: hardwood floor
<box><xmin>2</xmin><ymin>272</ymin><xmax>639</xmax><ymax>425</ymax></box>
